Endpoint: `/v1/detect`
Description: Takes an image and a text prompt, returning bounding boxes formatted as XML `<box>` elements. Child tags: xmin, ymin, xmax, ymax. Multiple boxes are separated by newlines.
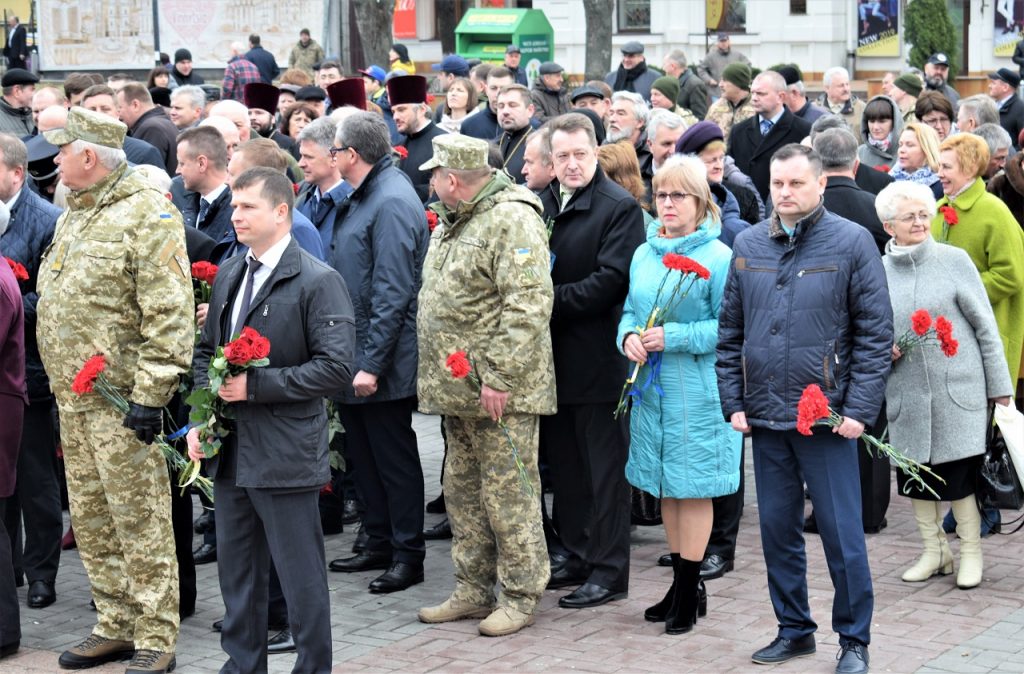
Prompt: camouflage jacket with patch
<box><xmin>37</xmin><ymin>163</ymin><xmax>194</xmax><ymax>409</ymax></box>
<box><xmin>417</xmin><ymin>171</ymin><xmax>557</xmax><ymax>417</ymax></box>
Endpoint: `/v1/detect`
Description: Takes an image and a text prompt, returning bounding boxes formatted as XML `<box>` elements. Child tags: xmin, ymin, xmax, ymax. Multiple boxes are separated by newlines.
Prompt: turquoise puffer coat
<box><xmin>616</xmin><ymin>217</ymin><xmax>742</xmax><ymax>499</ymax></box>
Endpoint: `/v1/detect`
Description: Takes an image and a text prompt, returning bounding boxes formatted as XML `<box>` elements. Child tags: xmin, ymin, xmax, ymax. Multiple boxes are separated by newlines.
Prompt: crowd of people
<box><xmin>0</xmin><ymin>22</ymin><xmax>1022</xmax><ymax>674</ymax></box>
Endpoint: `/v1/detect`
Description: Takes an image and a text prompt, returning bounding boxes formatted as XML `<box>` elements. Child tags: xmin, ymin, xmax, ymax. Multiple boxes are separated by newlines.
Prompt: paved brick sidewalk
<box><xmin>3</xmin><ymin>412</ymin><xmax>1024</xmax><ymax>673</ymax></box>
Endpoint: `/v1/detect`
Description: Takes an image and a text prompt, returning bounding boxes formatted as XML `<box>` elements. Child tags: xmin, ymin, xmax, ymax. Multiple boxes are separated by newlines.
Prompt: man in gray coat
<box><xmin>697</xmin><ymin>35</ymin><xmax>751</xmax><ymax>93</ymax></box>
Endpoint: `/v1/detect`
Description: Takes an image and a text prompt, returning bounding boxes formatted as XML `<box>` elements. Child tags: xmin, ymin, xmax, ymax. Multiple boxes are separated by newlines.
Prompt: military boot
<box><xmin>418</xmin><ymin>596</ymin><xmax>493</xmax><ymax>623</ymax></box>
<box><xmin>478</xmin><ymin>606</ymin><xmax>535</xmax><ymax>637</ymax></box>
<box><xmin>125</xmin><ymin>649</ymin><xmax>176</xmax><ymax>673</ymax></box>
<box><xmin>58</xmin><ymin>634</ymin><xmax>134</xmax><ymax>669</ymax></box>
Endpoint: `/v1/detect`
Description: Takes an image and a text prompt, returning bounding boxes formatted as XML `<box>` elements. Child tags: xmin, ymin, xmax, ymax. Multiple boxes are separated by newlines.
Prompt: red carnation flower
<box><xmin>796</xmin><ymin>384</ymin><xmax>831</xmax><ymax>435</ymax></box>
<box><xmin>680</xmin><ymin>258</ymin><xmax>712</xmax><ymax>280</ymax></box>
<box><xmin>292</xmin><ymin>183</ymin><xmax>300</xmax><ymax>195</ymax></box>
<box><xmin>224</xmin><ymin>339</ymin><xmax>255</xmax><ymax>365</ymax></box>
<box><xmin>394</xmin><ymin>145</ymin><xmax>409</xmax><ymax>159</ymax></box>
<box><xmin>426</xmin><ymin>93</ymin><xmax>436</xmax><ymax>105</ymax></box>
<box><xmin>662</xmin><ymin>253</ymin><xmax>687</xmax><ymax>271</ymax></box>
<box><xmin>4</xmin><ymin>257</ymin><xmax>28</xmax><ymax>282</ymax></box>
<box><xmin>71</xmin><ymin>355</ymin><xmax>107</xmax><ymax>396</ymax></box>
<box><xmin>426</xmin><ymin>210</ymin><xmax>439</xmax><ymax>233</ymax></box>
<box><xmin>939</xmin><ymin>205</ymin><xmax>958</xmax><ymax>226</ymax></box>
<box><xmin>910</xmin><ymin>309</ymin><xmax>932</xmax><ymax>336</ymax></box>
<box><xmin>445</xmin><ymin>351</ymin><xmax>472</xmax><ymax>379</ymax></box>
<box><xmin>935</xmin><ymin>316</ymin><xmax>958</xmax><ymax>357</ymax></box>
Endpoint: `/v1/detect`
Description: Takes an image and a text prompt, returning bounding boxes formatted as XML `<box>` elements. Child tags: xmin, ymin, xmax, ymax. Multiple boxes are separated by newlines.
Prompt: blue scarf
<box><xmin>889</xmin><ymin>165</ymin><xmax>939</xmax><ymax>187</ymax></box>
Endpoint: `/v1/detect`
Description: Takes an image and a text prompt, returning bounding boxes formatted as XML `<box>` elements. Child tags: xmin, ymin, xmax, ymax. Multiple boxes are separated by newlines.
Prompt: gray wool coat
<box><xmin>883</xmin><ymin>237</ymin><xmax>1013</xmax><ymax>465</ymax></box>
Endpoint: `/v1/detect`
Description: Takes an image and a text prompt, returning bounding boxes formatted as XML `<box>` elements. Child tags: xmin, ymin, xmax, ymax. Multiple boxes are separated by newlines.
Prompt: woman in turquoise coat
<box><xmin>617</xmin><ymin>156</ymin><xmax>742</xmax><ymax>636</ymax></box>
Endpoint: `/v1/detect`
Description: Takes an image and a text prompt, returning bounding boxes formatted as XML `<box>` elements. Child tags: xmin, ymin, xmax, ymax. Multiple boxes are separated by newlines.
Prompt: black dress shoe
<box><xmin>804</xmin><ymin>511</ymin><xmax>819</xmax><ymax>534</ymax></box>
<box><xmin>558</xmin><ymin>582</ymin><xmax>626</xmax><ymax>609</ymax></box>
<box><xmin>423</xmin><ymin>518</ymin><xmax>452</xmax><ymax>540</ymax></box>
<box><xmin>864</xmin><ymin>518</ymin><xmax>887</xmax><ymax>535</ymax></box>
<box><xmin>193</xmin><ymin>543</ymin><xmax>217</xmax><ymax>565</ymax></box>
<box><xmin>329</xmin><ymin>550</ymin><xmax>391</xmax><ymax>573</ymax></box>
<box><xmin>425</xmin><ymin>493</ymin><xmax>446</xmax><ymax>514</ymax></box>
<box><xmin>267</xmin><ymin>628</ymin><xmax>296</xmax><ymax>654</ymax></box>
<box><xmin>836</xmin><ymin>642</ymin><xmax>869</xmax><ymax>674</ymax></box>
<box><xmin>699</xmin><ymin>554</ymin><xmax>733</xmax><ymax>580</ymax></box>
<box><xmin>351</xmin><ymin>524</ymin><xmax>368</xmax><ymax>553</ymax></box>
<box><xmin>212</xmin><ymin>619</ymin><xmax>223</xmax><ymax>632</ymax></box>
<box><xmin>0</xmin><ymin>640</ymin><xmax>18</xmax><ymax>658</ymax></box>
<box><xmin>341</xmin><ymin>499</ymin><xmax>361</xmax><ymax>525</ymax></box>
<box><xmin>548</xmin><ymin>551</ymin><xmax>571</xmax><ymax>570</ymax></box>
<box><xmin>368</xmin><ymin>562</ymin><xmax>424</xmax><ymax>593</ymax></box>
<box><xmin>657</xmin><ymin>553</ymin><xmax>673</xmax><ymax>567</ymax></box>
<box><xmin>751</xmin><ymin>634</ymin><xmax>816</xmax><ymax>664</ymax></box>
<box><xmin>546</xmin><ymin>565</ymin><xmax>588</xmax><ymax>589</ymax></box>
<box><xmin>193</xmin><ymin>511</ymin><xmax>214</xmax><ymax>534</ymax></box>
<box><xmin>27</xmin><ymin>580</ymin><xmax>56</xmax><ymax>608</ymax></box>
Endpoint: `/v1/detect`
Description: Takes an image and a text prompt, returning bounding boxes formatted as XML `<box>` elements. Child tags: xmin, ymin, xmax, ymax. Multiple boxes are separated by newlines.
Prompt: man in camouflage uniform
<box><xmin>36</xmin><ymin>108</ymin><xmax>193</xmax><ymax>674</ymax></box>
<box><xmin>416</xmin><ymin>134</ymin><xmax>556</xmax><ymax>637</ymax></box>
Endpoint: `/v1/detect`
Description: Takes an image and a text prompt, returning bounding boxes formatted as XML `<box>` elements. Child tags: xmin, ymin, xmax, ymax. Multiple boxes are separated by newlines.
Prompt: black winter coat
<box><xmin>459</xmin><ymin>107</ymin><xmax>501</xmax><ymax>141</ymax></box>
<box><xmin>245</xmin><ymin>46</ymin><xmax>280</xmax><ymax>84</ymax></box>
<box><xmin>124</xmin><ymin>136</ymin><xmax>165</xmax><ymax>170</ymax></box>
<box><xmin>540</xmin><ymin>167</ymin><xmax>646</xmax><ymax>404</ymax></box>
<box><xmin>727</xmin><ymin>109</ymin><xmax>812</xmax><ymax>202</ymax></box>
<box><xmin>328</xmin><ymin>158</ymin><xmax>429</xmax><ymax>404</ymax></box>
<box><xmin>0</xmin><ymin>186</ymin><xmax>60</xmax><ymax>400</ymax></box>
<box><xmin>822</xmin><ymin>176</ymin><xmax>888</xmax><ymax>255</ymax></box>
<box><xmin>398</xmin><ymin>121</ymin><xmax>448</xmax><ymax>203</ymax></box>
<box><xmin>194</xmin><ymin>238</ymin><xmax>355</xmax><ymax>489</ymax></box>
<box><xmin>130</xmin><ymin>107</ymin><xmax>180</xmax><ymax>174</ymax></box>
<box><xmin>999</xmin><ymin>95</ymin><xmax>1024</xmax><ymax>150</ymax></box>
<box><xmin>854</xmin><ymin>162</ymin><xmax>894</xmax><ymax>195</ymax></box>
<box><xmin>716</xmin><ymin>204</ymin><xmax>893</xmax><ymax>429</ymax></box>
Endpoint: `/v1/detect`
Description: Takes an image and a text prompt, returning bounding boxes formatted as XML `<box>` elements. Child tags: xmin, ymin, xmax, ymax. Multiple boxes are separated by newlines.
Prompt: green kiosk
<box><xmin>454</xmin><ymin>8</ymin><xmax>554</xmax><ymax>85</ymax></box>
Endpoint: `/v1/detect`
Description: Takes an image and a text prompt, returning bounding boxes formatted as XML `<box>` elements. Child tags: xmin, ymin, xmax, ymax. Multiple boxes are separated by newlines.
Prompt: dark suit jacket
<box><xmin>130</xmin><ymin>107</ymin><xmax>180</xmax><ymax>173</ymax></box>
<box><xmin>822</xmin><ymin>175</ymin><xmax>888</xmax><ymax>255</ymax></box>
<box><xmin>245</xmin><ymin>46</ymin><xmax>280</xmax><ymax>85</ymax></box>
<box><xmin>170</xmin><ymin>178</ymin><xmax>235</xmax><ymax>246</ymax></box>
<box><xmin>124</xmin><ymin>136</ymin><xmax>165</xmax><ymax>170</ymax></box>
<box><xmin>854</xmin><ymin>161</ymin><xmax>895</xmax><ymax>195</ymax></box>
<box><xmin>999</xmin><ymin>95</ymin><xmax>1024</xmax><ymax>150</ymax></box>
<box><xmin>727</xmin><ymin>108</ymin><xmax>812</xmax><ymax>201</ymax></box>
<box><xmin>193</xmin><ymin>238</ymin><xmax>355</xmax><ymax>488</ymax></box>
<box><xmin>4</xmin><ymin>24</ymin><xmax>26</xmax><ymax>69</ymax></box>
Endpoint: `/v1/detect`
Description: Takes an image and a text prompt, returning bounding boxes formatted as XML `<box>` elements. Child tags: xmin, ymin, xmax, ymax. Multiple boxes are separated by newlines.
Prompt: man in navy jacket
<box><xmin>716</xmin><ymin>144</ymin><xmax>892</xmax><ymax>674</ymax></box>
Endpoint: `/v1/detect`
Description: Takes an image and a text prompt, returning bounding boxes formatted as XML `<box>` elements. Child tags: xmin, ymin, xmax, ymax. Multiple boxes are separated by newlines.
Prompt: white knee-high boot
<box><xmin>950</xmin><ymin>496</ymin><xmax>983</xmax><ymax>589</ymax></box>
<box><xmin>902</xmin><ymin>499</ymin><xmax>953</xmax><ymax>582</ymax></box>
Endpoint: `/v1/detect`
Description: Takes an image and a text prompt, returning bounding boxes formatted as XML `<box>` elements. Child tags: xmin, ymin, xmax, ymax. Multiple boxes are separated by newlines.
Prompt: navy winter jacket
<box><xmin>0</xmin><ymin>186</ymin><xmax>61</xmax><ymax>400</ymax></box>
<box><xmin>715</xmin><ymin>203</ymin><xmax>893</xmax><ymax>429</ymax></box>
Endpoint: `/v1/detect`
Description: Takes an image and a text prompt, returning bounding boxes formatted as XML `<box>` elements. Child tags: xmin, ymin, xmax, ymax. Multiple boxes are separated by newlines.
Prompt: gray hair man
<box><xmin>663</xmin><ymin>49</ymin><xmax>708</xmax><ymax>120</ymax></box>
<box><xmin>958</xmin><ymin>94</ymin><xmax>1000</xmax><ymax>133</ymax></box>
<box><xmin>809</xmin><ymin>114</ymin><xmax>893</xmax><ymax>195</ymax></box>
<box><xmin>295</xmin><ymin>116</ymin><xmax>351</xmax><ymax>249</ymax></box>
<box><xmin>169</xmin><ymin>85</ymin><xmax>205</xmax><ymax>130</ymax></box>
<box><xmin>607</xmin><ymin>91</ymin><xmax>653</xmax><ymax>182</ymax></box>
<box><xmin>522</xmin><ymin>127</ymin><xmax>555</xmax><ymax>192</ymax></box>
<box><xmin>973</xmin><ymin>122</ymin><xmax>1013</xmax><ymax>180</ymax></box>
<box><xmin>647</xmin><ymin>109</ymin><xmax>687</xmax><ymax>171</ymax></box>
<box><xmin>817</xmin><ymin>67</ymin><xmax>866</xmax><ymax>143</ymax></box>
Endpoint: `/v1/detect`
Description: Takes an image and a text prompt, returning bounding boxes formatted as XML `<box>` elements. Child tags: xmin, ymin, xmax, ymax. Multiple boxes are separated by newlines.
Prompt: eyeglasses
<box><xmin>654</xmin><ymin>191</ymin><xmax>691</xmax><ymax>204</ymax></box>
<box><xmin>894</xmin><ymin>211</ymin><xmax>932</xmax><ymax>224</ymax></box>
<box><xmin>328</xmin><ymin>145</ymin><xmax>353</xmax><ymax>157</ymax></box>
<box><xmin>921</xmin><ymin>115</ymin><xmax>950</xmax><ymax>127</ymax></box>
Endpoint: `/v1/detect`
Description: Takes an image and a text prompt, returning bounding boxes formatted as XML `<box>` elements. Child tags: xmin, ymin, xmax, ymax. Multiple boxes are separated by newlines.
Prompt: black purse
<box><xmin>977</xmin><ymin>417</ymin><xmax>1024</xmax><ymax>512</ymax></box>
<box><xmin>630</xmin><ymin>487</ymin><xmax>662</xmax><ymax>526</ymax></box>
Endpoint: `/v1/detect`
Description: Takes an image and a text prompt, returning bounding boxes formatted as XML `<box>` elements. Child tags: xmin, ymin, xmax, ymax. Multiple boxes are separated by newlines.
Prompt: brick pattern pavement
<box><xmin>3</xmin><ymin>412</ymin><xmax>1024</xmax><ymax>673</ymax></box>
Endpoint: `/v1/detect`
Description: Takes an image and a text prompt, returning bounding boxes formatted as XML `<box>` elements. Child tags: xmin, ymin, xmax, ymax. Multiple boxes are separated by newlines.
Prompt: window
<box><xmin>617</xmin><ymin>0</ymin><xmax>651</xmax><ymax>32</ymax></box>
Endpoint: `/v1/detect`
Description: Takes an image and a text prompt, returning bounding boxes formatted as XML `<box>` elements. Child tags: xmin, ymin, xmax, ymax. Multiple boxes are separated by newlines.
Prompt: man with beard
<box><xmin>460</xmin><ymin>68</ymin><xmax>513</xmax><ymax>141</ymax></box>
<box><xmin>604</xmin><ymin>42</ymin><xmax>658</xmax><ymax>102</ymax></box>
<box><xmin>496</xmin><ymin>85</ymin><xmax>539</xmax><ymax>184</ymax></box>
<box><xmin>243</xmin><ymin>83</ymin><xmax>296</xmax><ymax>157</ymax></box>
<box><xmin>388</xmin><ymin>75</ymin><xmax>447</xmax><ymax>203</ymax></box>
<box><xmin>605</xmin><ymin>91</ymin><xmax>653</xmax><ymax>188</ymax></box>
<box><xmin>924</xmin><ymin>53</ymin><xmax>959</xmax><ymax>108</ymax></box>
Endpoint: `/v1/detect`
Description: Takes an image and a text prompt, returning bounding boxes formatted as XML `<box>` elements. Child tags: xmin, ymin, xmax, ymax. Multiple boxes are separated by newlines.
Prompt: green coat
<box><xmin>933</xmin><ymin>177</ymin><xmax>1024</xmax><ymax>380</ymax></box>
<box><xmin>417</xmin><ymin>172</ymin><xmax>557</xmax><ymax>417</ymax></box>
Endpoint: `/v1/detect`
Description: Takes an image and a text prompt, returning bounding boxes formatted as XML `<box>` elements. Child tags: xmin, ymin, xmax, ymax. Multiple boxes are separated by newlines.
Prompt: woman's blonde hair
<box><xmin>652</xmin><ymin>154</ymin><xmax>720</xmax><ymax>225</ymax></box>
<box><xmin>939</xmin><ymin>133</ymin><xmax>991</xmax><ymax>178</ymax></box>
<box><xmin>901</xmin><ymin>122</ymin><xmax>942</xmax><ymax>171</ymax></box>
<box><xmin>597</xmin><ymin>141</ymin><xmax>649</xmax><ymax>210</ymax></box>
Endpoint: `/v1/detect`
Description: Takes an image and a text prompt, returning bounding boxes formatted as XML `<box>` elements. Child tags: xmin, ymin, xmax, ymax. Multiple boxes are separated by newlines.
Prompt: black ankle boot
<box><xmin>644</xmin><ymin>553</ymin><xmax>680</xmax><ymax>622</ymax></box>
<box><xmin>697</xmin><ymin>579</ymin><xmax>707</xmax><ymax>618</ymax></box>
<box><xmin>666</xmin><ymin>557</ymin><xmax>703</xmax><ymax>635</ymax></box>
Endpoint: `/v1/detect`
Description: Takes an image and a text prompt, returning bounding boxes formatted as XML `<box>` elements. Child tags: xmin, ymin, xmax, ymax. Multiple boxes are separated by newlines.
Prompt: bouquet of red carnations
<box><xmin>796</xmin><ymin>383</ymin><xmax>944</xmax><ymax>497</ymax></box>
<box><xmin>613</xmin><ymin>253</ymin><xmax>711</xmax><ymax>418</ymax></box>
<box><xmin>895</xmin><ymin>309</ymin><xmax>958</xmax><ymax>360</ymax></box>
<box><xmin>179</xmin><ymin>327</ymin><xmax>271</xmax><ymax>488</ymax></box>
<box><xmin>71</xmin><ymin>355</ymin><xmax>213</xmax><ymax>500</ymax></box>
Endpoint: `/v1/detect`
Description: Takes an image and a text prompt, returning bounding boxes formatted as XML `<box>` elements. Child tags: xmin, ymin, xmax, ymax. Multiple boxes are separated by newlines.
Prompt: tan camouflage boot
<box><xmin>125</xmin><ymin>649</ymin><xmax>176</xmax><ymax>673</ymax></box>
<box><xmin>418</xmin><ymin>596</ymin><xmax>493</xmax><ymax>624</ymax></box>
<box><xmin>57</xmin><ymin>634</ymin><xmax>134</xmax><ymax>669</ymax></box>
<box><xmin>478</xmin><ymin>606</ymin><xmax>535</xmax><ymax>637</ymax></box>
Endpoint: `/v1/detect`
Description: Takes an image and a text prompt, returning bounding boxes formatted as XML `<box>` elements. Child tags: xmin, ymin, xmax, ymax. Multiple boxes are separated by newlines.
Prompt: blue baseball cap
<box><xmin>431</xmin><ymin>54</ymin><xmax>470</xmax><ymax>76</ymax></box>
<box><xmin>358</xmin><ymin>65</ymin><xmax>387</xmax><ymax>83</ymax></box>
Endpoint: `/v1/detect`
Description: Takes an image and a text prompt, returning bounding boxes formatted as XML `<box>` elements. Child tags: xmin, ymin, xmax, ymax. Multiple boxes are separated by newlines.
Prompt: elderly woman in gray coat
<box><xmin>876</xmin><ymin>181</ymin><xmax>1013</xmax><ymax>591</ymax></box>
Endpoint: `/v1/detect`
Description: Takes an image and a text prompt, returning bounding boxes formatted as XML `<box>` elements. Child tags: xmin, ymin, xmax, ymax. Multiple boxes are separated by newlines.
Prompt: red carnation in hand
<box><xmin>445</xmin><ymin>351</ymin><xmax>472</xmax><ymax>379</ymax></box>
<box><xmin>796</xmin><ymin>384</ymin><xmax>831</xmax><ymax>435</ymax></box>
<box><xmin>4</xmin><ymin>257</ymin><xmax>28</xmax><ymax>282</ymax></box>
<box><xmin>680</xmin><ymin>258</ymin><xmax>711</xmax><ymax>280</ymax></box>
<box><xmin>71</xmin><ymin>355</ymin><xmax>107</xmax><ymax>395</ymax></box>
<box><xmin>935</xmin><ymin>315</ymin><xmax>958</xmax><ymax>357</ymax></box>
<box><xmin>394</xmin><ymin>145</ymin><xmax>409</xmax><ymax>159</ymax></box>
<box><xmin>910</xmin><ymin>309</ymin><xmax>932</xmax><ymax>336</ymax></box>
<box><xmin>939</xmin><ymin>205</ymin><xmax>958</xmax><ymax>226</ymax></box>
<box><xmin>426</xmin><ymin>210</ymin><xmax>439</xmax><ymax>232</ymax></box>
<box><xmin>224</xmin><ymin>339</ymin><xmax>255</xmax><ymax>365</ymax></box>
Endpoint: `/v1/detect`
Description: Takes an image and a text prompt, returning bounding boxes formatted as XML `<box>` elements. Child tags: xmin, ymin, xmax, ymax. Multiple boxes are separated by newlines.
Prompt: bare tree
<box><xmin>437</xmin><ymin>0</ymin><xmax>457</xmax><ymax>55</ymax></box>
<box><xmin>583</xmin><ymin>0</ymin><xmax>614</xmax><ymax>81</ymax></box>
<box><xmin>352</xmin><ymin>1</ymin><xmax>395</xmax><ymax>71</ymax></box>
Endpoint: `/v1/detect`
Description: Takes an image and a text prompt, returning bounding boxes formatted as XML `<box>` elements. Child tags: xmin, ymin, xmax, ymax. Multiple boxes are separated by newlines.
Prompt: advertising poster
<box><xmin>393</xmin><ymin>0</ymin><xmax>417</xmax><ymax>40</ymax></box>
<box><xmin>995</xmin><ymin>0</ymin><xmax>1024</xmax><ymax>57</ymax></box>
<box><xmin>706</xmin><ymin>0</ymin><xmax>746</xmax><ymax>34</ymax></box>
<box><xmin>38</xmin><ymin>0</ymin><xmax>324</xmax><ymax>71</ymax></box>
<box><xmin>856</xmin><ymin>0</ymin><xmax>899</xmax><ymax>57</ymax></box>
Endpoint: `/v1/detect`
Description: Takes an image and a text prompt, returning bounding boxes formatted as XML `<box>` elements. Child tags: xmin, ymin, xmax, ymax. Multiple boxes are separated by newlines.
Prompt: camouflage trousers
<box><xmin>57</xmin><ymin>402</ymin><xmax>179</xmax><ymax>652</ymax></box>
<box><xmin>444</xmin><ymin>414</ymin><xmax>549</xmax><ymax>614</ymax></box>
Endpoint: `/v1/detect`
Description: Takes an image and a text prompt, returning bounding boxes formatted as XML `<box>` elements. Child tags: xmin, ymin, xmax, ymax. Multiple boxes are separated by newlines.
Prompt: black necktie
<box><xmin>314</xmin><ymin>193</ymin><xmax>331</xmax><ymax>224</ymax></box>
<box><xmin>196</xmin><ymin>198</ymin><xmax>211</xmax><ymax>228</ymax></box>
<box><xmin>230</xmin><ymin>258</ymin><xmax>262</xmax><ymax>340</ymax></box>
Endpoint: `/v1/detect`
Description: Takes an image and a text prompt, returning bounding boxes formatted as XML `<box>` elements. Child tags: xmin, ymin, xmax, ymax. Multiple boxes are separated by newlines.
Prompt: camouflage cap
<box><xmin>43</xmin><ymin>107</ymin><xmax>127</xmax><ymax>150</ymax></box>
<box><xmin>418</xmin><ymin>134</ymin><xmax>489</xmax><ymax>171</ymax></box>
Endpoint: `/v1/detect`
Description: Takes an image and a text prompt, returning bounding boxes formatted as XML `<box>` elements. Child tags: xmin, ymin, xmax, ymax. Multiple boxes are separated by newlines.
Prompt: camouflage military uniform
<box><xmin>35</xmin><ymin>109</ymin><xmax>193</xmax><ymax>653</ymax></box>
<box><xmin>417</xmin><ymin>136</ymin><xmax>557</xmax><ymax>614</ymax></box>
<box><xmin>705</xmin><ymin>95</ymin><xmax>755</xmax><ymax>143</ymax></box>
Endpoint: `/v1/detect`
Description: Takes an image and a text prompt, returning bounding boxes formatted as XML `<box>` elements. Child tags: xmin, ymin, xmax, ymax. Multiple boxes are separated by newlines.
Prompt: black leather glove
<box><xmin>123</xmin><ymin>403</ymin><xmax>163</xmax><ymax>445</ymax></box>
